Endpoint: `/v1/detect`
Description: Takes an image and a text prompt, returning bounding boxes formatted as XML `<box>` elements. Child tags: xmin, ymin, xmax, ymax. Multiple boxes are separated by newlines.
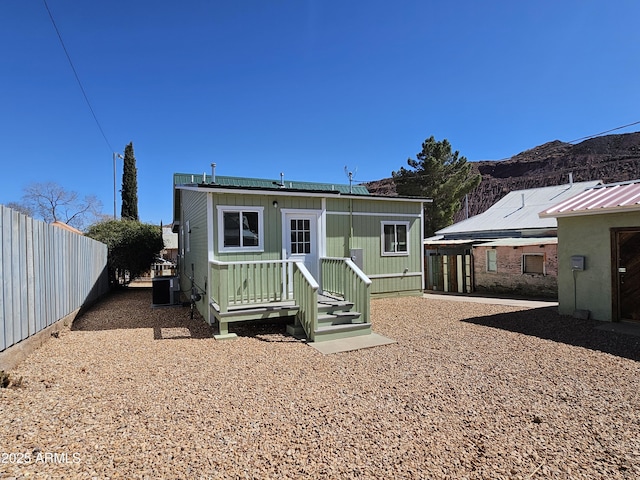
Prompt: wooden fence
<box><xmin>0</xmin><ymin>205</ymin><xmax>109</xmax><ymax>352</ymax></box>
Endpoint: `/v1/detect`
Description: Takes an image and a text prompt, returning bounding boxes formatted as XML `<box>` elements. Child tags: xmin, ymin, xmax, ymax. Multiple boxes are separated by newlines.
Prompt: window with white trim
<box><xmin>486</xmin><ymin>249</ymin><xmax>497</xmax><ymax>272</ymax></box>
<box><xmin>523</xmin><ymin>253</ymin><xmax>544</xmax><ymax>274</ymax></box>
<box><xmin>217</xmin><ymin>206</ymin><xmax>264</xmax><ymax>252</ymax></box>
<box><xmin>381</xmin><ymin>221</ymin><xmax>409</xmax><ymax>255</ymax></box>
<box><xmin>290</xmin><ymin>218</ymin><xmax>311</xmax><ymax>254</ymax></box>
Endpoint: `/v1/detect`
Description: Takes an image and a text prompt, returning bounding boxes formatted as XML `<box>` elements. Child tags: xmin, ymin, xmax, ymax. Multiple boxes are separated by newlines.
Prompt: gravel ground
<box><xmin>2</xmin><ymin>288</ymin><xmax>640</xmax><ymax>479</ymax></box>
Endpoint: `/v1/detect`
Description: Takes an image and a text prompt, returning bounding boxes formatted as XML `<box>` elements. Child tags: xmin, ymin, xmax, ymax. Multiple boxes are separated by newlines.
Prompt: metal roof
<box><xmin>173</xmin><ymin>173</ymin><xmax>370</xmax><ymax>195</ymax></box>
<box><xmin>423</xmin><ymin>238</ymin><xmax>474</xmax><ymax>246</ymax></box>
<box><xmin>540</xmin><ymin>180</ymin><xmax>640</xmax><ymax>218</ymax></box>
<box><xmin>475</xmin><ymin>237</ymin><xmax>557</xmax><ymax>247</ymax></box>
<box><xmin>437</xmin><ymin>181</ymin><xmax>601</xmax><ymax>237</ymax></box>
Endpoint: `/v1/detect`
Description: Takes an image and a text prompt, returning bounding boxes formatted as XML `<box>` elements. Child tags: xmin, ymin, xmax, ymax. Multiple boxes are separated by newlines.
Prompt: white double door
<box><xmin>282</xmin><ymin>210</ymin><xmax>321</xmax><ymax>280</ymax></box>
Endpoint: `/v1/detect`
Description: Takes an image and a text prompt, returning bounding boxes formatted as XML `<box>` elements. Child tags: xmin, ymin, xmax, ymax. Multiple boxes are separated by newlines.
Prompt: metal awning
<box><xmin>475</xmin><ymin>237</ymin><xmax>557</xmax><ymax>247</ymax></box>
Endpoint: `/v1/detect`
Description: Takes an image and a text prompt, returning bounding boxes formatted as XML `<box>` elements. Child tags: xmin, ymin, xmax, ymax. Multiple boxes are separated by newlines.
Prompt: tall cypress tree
<box><xmin>121</xmin><ymin>142</ymin><xmax>139</xmax><ymax>221</ymax></box>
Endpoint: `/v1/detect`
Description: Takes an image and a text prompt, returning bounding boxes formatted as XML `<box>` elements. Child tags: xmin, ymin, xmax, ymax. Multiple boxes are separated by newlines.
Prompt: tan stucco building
<box><xmin>541</xmin><ymin>180</ymin><xmax>640</xmax><ymax>322</ymax></box>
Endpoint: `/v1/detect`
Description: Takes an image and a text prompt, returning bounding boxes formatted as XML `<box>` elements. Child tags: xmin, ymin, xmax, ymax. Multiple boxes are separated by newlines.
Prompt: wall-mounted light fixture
<box><xmin>272</xmin><ymin>200</ymin><xmax>278</xmax><ymax>209</ymax></box>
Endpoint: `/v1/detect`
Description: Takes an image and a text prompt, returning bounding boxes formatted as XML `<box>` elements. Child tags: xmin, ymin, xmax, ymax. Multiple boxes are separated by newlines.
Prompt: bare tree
<box><xmin>4</xmin><ymin>201</ymin><xmax>34</xmax><ymax>217</ymax></box>
<box><xmin>20</xmin><ymin>182</ymin><xmax>103</xmax><ymax>230</ymax></box>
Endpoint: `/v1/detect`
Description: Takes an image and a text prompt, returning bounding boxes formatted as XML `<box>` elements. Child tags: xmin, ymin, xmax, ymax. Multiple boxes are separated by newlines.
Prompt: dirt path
<box><xmin>2</xmin><ymin>288</ymin><xmax>639</xmax><ymax>479</ymax></box>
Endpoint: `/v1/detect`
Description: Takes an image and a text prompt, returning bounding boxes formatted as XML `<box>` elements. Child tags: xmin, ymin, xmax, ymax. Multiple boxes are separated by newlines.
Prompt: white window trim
<box><xmin>281</xmin><ymin>208</ymin><xmax>323</xmax><ymax>260</ymax></box>
<box><xmin>381</xmin><ymin>221</ymin><xmax>410</xmax><ymax>256</ymax></box>
<box><xmin>216</xmin><ymin>206</ymin><xmax>265</xmax><ymax>253</ymax></box>
<box><xmin>486</xmin><ymin>249</ymin><xmax>497</xmax><ymax>272</ymax></box>
<box><xmin>522</xmin><ymin>253</ymin><xmax>545</xmax><ymax>275</ymax></box>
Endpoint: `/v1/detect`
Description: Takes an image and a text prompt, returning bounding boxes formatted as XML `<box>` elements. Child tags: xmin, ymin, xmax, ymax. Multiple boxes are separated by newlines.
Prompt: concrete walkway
<box><xmin>309</xmin><ymin>332</ymin><xmax>396</xmax><ymax>355</ymax></box>
<box><xmin>423</xmin><ymin>292</ymin><xmax>558</xmax><ymax>309</ymax></box>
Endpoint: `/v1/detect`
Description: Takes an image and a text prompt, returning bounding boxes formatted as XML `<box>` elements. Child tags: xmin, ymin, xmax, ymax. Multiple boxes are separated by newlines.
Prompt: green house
<box><xmin>172</xmin><ymin>172</ymin><xmax>429</xmax><ymax>341</ymax></box>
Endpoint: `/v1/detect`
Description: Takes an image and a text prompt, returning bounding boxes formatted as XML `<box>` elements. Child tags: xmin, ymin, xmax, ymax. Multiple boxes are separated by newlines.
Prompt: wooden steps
<box><xmin>312</xmin><ymin>298</ymin><xmax>372</xmax><ymax>342</ymax></box>
<box><xmin>213</xmin><ymin>296</ymin><xmax>372</xmax><ymax>342</ymax></box>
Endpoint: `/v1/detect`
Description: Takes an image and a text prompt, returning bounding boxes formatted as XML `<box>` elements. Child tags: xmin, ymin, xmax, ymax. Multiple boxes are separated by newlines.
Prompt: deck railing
<box><xmin>209</xmin><ymin>257</ymin><xmax>371</xmax><ymax>331</ymax></box>
<box><xmin>210</xmin><ymin>259</ymin><xmax>295</xmax><ymax>313</ymax></box>
<box><xmin>321</xmin><ymin>257</ymin><xmax>372</xmax><ymax>322</ymax></box>
<box><xmin>292</xmin><ymin>262</ymin><xmax>319</xmax><ymax>341</ymax></box>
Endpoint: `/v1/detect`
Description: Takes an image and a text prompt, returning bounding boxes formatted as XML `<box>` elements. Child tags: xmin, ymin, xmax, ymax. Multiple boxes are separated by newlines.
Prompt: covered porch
<box><xmin>208</xmin><ymin>257</ymin><xmax>372</xmax><ymax>342</ymax></box>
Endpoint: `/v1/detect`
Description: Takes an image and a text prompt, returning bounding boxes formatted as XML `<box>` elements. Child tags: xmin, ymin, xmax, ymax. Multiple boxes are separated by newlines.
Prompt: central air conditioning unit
<box><xmin>152</xmin><ymin>276</ymin><xmax>181</xmax><ymax>306</ymax></box>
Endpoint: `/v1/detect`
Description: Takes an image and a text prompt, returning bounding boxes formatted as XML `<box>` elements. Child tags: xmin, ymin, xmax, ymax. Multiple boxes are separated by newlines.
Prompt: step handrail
<box><xmin>293</xmin><ymin>262</ymin><xmax>319</xmax><ymax>341</ymax></box>
<box><xmin>320</xmin><ymin>257</ymin><xmax>371</xmax><ymax>323</ymax></box>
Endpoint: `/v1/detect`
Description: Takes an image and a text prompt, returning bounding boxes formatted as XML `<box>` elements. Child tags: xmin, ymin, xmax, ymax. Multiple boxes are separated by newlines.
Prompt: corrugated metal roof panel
<box><xmin>173</xmin><ymin>173</ymin><xmax>370</xmax><ymax>195</ymax></box>
<box><xmin>423</xmin><ymin>238</ymin><xmax>474</xmax><ymax>245</ymax></box>
<box><xmin>541</xmin><ymin>180</ymin><xmax>640</xmax><ymax>217</ymax></box>
<box><xmin>475</xmin><ymin>237</ymin><xmax>557</xmax><ymax>247</ymax></box>
<box><xmin>437</xmin><ymin>181</ymin><xmax>601</xmax><ymax>236</ymax></box>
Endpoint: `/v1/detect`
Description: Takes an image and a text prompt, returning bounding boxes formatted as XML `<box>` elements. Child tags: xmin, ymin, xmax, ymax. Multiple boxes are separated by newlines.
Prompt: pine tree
<box><xmin>392</xmin><ymin>136</ymin><xmax>480</xmax><ymax>237</ymax></box>
<box><xmin>121</xmin><ymin>142</ymin><xmax>139</xmax><ymax>221</ymax></box>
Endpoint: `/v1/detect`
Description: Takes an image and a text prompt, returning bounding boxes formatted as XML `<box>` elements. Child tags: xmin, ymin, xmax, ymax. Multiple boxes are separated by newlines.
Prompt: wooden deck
<box><xmin>211</xmin><ymin>294</ymin><xmax>371</xmax><ymax>342</ymax></box>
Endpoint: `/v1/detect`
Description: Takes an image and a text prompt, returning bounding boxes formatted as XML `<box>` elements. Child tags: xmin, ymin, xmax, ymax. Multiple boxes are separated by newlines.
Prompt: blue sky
<box><xmin>1</xmin><ymin>1</ymin><xmax>639</xmax><ymax>225</ymax></box>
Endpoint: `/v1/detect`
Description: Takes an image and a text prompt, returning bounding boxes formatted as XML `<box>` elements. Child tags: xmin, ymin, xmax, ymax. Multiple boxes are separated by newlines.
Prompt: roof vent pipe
<box><xmin>569</xmin><ymin>172</ymin><xmax>573</xmax><ymax>185</ymax></box>
<box><xmin>280</xmin><ymin>172</ymin><xmax>285</xmax><ymax>187</ymax></box>
<box><xmin>521</xmin><ymin>193</ymin><xmax>525</xmax><ymax>208</ymax></box>
<box><xmin>211</xmin><ymin>163</ymin><xmax>216</xmax><ymax>183</ymax></box>
<box><xmin>202</xmin><ymin>172</ymin><xmax>206</xmax><ymax>183</ymax></box>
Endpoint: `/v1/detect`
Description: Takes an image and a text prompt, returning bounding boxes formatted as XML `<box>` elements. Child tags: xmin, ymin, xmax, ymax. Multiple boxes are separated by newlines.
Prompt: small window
<box><xmin>382</xmin><ymin>222</ymin><xmax>409</xmax><ymax>255</ymax></box>
<box><xmin>290</xmin><ymin>219</ymin><xmax>311</xmax><ymax>254</ymax></box>
<box><xmin>217</xmin><ymin>206</ymin><xmax>264</xmax><ymax>252</ymax></box>
<box><xmin>523</xmin><ymin>254</ymin><xmax>544</xmax><ymax>274</ymax></box>
<box><xmin>486</xmin><ymin>249</ymin><xmax>497</xmax><ymax>272</ymax></box>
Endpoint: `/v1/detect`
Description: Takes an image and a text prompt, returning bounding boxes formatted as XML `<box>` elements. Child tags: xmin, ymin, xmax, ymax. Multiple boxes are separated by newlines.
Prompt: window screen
<box><xmin>523</xmin><ymin>254</ymin><xmax>544</xmax><ymax>274</ymax></box>
<box><xmin>382</xmin><ymin>223</ymin><xmax>408</xmax><ymax>254</ymax></box>
<box><xmin>487</xmin><ymin>249</ymin><xmax>497</xmax><ymax>272</ymax></box>
<box><xmin>223</xmin><ymin>211</ymin><xmax>259</xmax><ymax>248</ymax></box>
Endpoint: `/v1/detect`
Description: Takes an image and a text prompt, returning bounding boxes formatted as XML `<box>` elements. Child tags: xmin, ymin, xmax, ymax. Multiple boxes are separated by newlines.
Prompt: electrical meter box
<box><xmin>570</xmin><ymin>255</ymin><xmax>585</xmax><ymax>271</ymax></box>
<box><xmin>350</xmin><ymin>248</ymin><xmax>364</xmax><ymax>270</ymax></box>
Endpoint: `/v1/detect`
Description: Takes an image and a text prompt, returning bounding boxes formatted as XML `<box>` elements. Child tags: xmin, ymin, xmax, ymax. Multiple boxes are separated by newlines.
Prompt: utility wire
<box><xmin>43</xmin><ymin>0</ymin><xmax>114</xmax><ymax>153</ymax></box>
<box><xmin>566</xmin><ymin>120</ymin><xmax>640</xmax><ymax>144</ymax></box>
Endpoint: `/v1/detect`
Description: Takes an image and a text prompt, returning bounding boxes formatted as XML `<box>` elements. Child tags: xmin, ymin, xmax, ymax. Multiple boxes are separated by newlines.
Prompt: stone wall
<box><xmin>473</xmin><ymin>244</ymin><xmax>558</xmax><ymax>298</ymax></box>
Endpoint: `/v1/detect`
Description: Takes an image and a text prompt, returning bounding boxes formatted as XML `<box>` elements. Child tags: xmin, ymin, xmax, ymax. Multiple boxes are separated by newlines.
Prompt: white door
<box><xmin>284</xmin><ymin>211</ymin><xmax>319</xmax><ymax>280</ymax></box>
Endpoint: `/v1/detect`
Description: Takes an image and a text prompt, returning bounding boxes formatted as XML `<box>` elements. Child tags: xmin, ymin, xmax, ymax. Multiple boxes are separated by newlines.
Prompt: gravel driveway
<box><xmin>2</xmin><ymin>287</ymin><xmax>640</xmax><ymax>479</ymax></box>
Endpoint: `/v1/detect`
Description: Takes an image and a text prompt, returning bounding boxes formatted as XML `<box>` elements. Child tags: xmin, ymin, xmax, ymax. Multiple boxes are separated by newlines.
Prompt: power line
<box><xmin>566</xmin><ymin>120</ymin><xmax>640</xmax><ymax>144</ymax></box>
<box><xmin>42</xmin><ymin>0</ymin><xmax>114</xmax><ymax>153</ymax></box>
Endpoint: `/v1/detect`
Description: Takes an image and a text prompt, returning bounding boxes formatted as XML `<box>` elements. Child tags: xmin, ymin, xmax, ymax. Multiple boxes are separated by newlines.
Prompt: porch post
<box><xmin>214</xmin><ymin>320</ymin><xmax>237</xmax><ymax>340</ymax></box>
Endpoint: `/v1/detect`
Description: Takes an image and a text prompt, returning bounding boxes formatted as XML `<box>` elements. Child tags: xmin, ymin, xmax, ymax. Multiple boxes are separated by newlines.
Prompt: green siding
<box><xmin>326</xmin><ymin>214</ymin><xmax>350</xmax><ymax>257</ymax></box>
<box><xmin>326</xmin><ymin>196</ymin><xmax>424</xmax><ymax>295</ymax></box>
<box><xmin>557</xmin><ymin>211</ymin><xmax>640</xmax><ymax>321</ymax></box>
<box><xmin>370</xmin><ymin>275</ymin><xmax>423</xmax><ymax>296</ymax></box>
<box><xmin>212</xmin><ymin>192</ymin><xmax>322</xmax><ymax>262</ymax></box>
<box><xmin>176</xmin><ymin>186</ymin><xmax>425</xmax><ymax>303</ymax></box>
<box><xmin>179</xmin><ymin>189</ymin><xmax>209</xmax><ymax>318</ymax></box>
<box><xmin>326</xmin><ymin>197</ymin><xmax>421</xmax><ymax>215</ymax></box>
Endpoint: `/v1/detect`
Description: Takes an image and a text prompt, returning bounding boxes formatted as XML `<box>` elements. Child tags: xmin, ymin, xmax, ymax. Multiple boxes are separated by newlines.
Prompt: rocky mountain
<box><xmin>365</xmin><ymin>132</ymin><xmax>640</xmax><ymax>221</ymax></box>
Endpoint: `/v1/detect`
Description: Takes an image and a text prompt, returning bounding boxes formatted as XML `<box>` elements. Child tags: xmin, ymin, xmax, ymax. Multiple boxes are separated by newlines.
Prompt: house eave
<box><xmin>175</xmin><ymin>183</ymin><xmax>431</xmax><ymax>203</ymax></box>
<box><xmin>540</xmin><ymin>204</ymin><xmax>640</xmax><ymax>219</ymax></box>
